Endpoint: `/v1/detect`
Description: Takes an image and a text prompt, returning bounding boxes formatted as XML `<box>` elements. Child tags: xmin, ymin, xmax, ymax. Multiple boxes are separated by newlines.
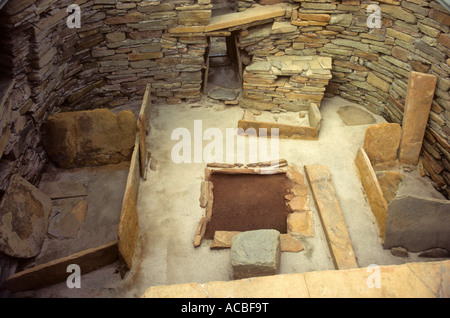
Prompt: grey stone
<box><xmin>231</xmin><ymin>229</ymin><xmax>281</xmax><ymax>280</ymax></box>
<box><xmin>390</xmin><ymin>246</ymin><xmax>409</xmax><ymax>258</ymax></box>
<box><xmin>384</xmin><ymin>195</ymin><xmax>450</xmax><ymax>253</ymax></box>
<box><xmin>0</xmin><ymin>174</ymin><xmax>52</xmax><ymax>258</ymax></box>
<box><xmin>418</xmin><ymin>248</ymin><xmax>450</xmax><ymax>258</ymax></box>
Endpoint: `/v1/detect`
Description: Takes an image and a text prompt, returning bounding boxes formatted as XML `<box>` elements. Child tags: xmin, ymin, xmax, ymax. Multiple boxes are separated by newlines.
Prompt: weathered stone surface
<box><xmin>280</xmin><ymin>234</ymin><xmax>304</xmax><ymax>252</ymax></box>
<box><xmin>231</xmin><ymin>229</ymin><xmax>281</xmax><ymax>279</ymax></box>
<box><xmin>375</xmin><ymin>171</ymin><xmax>404</xmax><ymax>204</ymax></box>
<box><xmin>143</xmin><ymin>260</ymin><xmax>450</xmax><ymax>298</ymax></box>
<box><xmin>308</xmin><ymin>103</ymin><xmax>322</xmax><ymax>130</ymax></box>
<box><xmin>355</xmin><ymin>148</ymin><xmax>388</xmax><ymax>239</ymax></box>
<box><xmin>399</xmin><ymin>72</ymin><xmax>437</xmax><ymax>166</ymax></box>
<box><xmin>287</xmin><ymin>196</ymin><xmax>310</xmax><ymax>212</ymax></box>
<box><xmin>287</xmin><ymin>211</ymin><xmax>314</xmax><ymax>237</ymax></box>
<box><xmin>42</xmin><ymin>109</ymin><xmax>137</xmax><ymax>168</ymax></box>
<box><xmin>391</xmin><ymin>246</ymin><xmax>409</xmax><ymax>258</ymax></box>
<box><xmin>363</xmin><ymin>123</ymin><xmax>401</xmax><ymax>166</ymax></box>
<box><xmin>305</xmin><ymin>165</ymin><xmax>358</xmax><ymax>270</ymax></box>
<box><xmin>48</xmin><ymin>200</ymin><xmax>88</xmax><ymax>239</ymax></box>
<box><xmin>0</xmin><ymin>174</ymin><xmax>52</xmax><ymax>258</ymax></box>
<box><xmin>384</xmin><ymin>195</ymin><xmax>450</xmax><ymax>253</ymax></box>
<box><xmin>419</xmin><ymin>248</ymin><xmax>450</xmax><ymax>258</ymax></box>
<box><xmin>210</xmin><ymin>231</ymin><xmax>240</xmax><ymax>249</ymax></box>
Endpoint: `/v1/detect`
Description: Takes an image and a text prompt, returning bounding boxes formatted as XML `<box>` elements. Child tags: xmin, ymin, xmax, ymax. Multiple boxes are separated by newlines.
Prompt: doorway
<box><xmin>203</xmin><ymin>32</ymin><xmax>243</xmax><ymax>103</ymax></box>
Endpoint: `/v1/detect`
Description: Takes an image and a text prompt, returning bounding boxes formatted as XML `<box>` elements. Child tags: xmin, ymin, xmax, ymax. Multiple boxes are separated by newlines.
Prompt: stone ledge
<box><xmin>142</xmin><ymin>260</ymin><xmax>450</xmax><ymax>298</ymax></box>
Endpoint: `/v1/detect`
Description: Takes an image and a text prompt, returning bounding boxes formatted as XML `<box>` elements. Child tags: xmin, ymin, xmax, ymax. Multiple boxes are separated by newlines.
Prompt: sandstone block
<box><xmin>42</xmin><ymin>109</ymin><xmax>137</xmax><ymax>168</ymax></box>
<box><xmin>363</xmin><ymin>123</ymin><xmax>401</xmax><ymax>166</ymax></box>
<box><xmin>0</xmin><ymin>174</ymin><xmax>52</xmax><ymax>258</ymax></box>
<box><xmin>231</xmin><ymin>229</ymin><xmax>281</xmax><ymax>279</ymax></box>
<box><xmin>287</xmin><ymin>211</ymin><xmax>314</xmax><ymax>237</ymax></box>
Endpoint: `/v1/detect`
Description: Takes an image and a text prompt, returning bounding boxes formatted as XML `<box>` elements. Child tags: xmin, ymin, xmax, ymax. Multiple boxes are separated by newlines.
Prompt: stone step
<box><xmin>305</xmin><ymin>165</ymin><xmax>358</xmax><ymax>270</ymax></box>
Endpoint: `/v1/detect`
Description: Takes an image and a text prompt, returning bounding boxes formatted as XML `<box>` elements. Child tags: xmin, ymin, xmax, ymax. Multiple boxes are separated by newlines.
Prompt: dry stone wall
<box><xmin>0</xmin><ymin>0</ymin><xmax>449</xmax><ymax>201</ymax></box>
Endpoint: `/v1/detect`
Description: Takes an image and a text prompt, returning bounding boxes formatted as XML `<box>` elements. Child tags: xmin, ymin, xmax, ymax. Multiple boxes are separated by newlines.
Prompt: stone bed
<box><xmin>1</xmin><ymin>85</ymin><xmax>152</xmax><ymax>293</ymax></box>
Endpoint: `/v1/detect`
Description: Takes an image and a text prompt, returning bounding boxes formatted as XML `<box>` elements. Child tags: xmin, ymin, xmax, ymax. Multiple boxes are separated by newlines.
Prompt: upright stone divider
<box><xmin>398</xmin><ymin>71</ymin><xmax>437</xmax><ymax>166</ymax></box>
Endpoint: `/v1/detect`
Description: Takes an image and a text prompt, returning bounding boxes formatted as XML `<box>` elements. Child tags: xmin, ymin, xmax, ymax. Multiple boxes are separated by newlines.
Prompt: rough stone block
<box><xmin>231</xmin><ymin>229</ymin><xmax>281</xmax><ymax>279</ymax></box>
<box><xmin>363</xmin><ymin>123</ymin><xmax>401</xmax><ymax>166</ymax></box>
<box><xmin>384</xmin><ymin>195</ymin><xmax>450</xmax><ymax>253</ymax></box>
<box><xmin>42</xmin><ymin>109</ymin><xmax>137</xmax><ymax>169</ymax></box>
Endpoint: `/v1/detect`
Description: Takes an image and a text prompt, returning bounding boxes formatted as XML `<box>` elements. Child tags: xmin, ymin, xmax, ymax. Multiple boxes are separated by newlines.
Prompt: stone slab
<box><xmin>231</xmin><ymin>229</ymin><xmax>281</xmax><ymax>279</ymax></box>
<box><xmin>375</xmin><ymin>171</ymin><xmax>404</xmax><ymax>204</ymax></box>
<box><xmin>142</xmin><ymin>260</ymin><xmax>450</xmax><ymax>298</ymax></box>
<box><xmin>383</xmin><ymin>195</ymin><xmax>450</xmax><ymax>253</ymax></box>
<box><xmin>399</xmin><ymin>72</ymin><xmax>437</xmax><ymax>165</ymax></box>
<box><xmin>48</xmin><ymin>200</ymin><xmax>88</xmax><ymax>239</ymax></box>
<box><xmin>287</xmin><ymin>211</ymin><xmax>314</xmax><ymax>237</ymax></box>
<box><xmin>0</xmin><ymin>175</ymin><xmax>52</xmax><ymax>258</ymax></box>
<box><xmin>363</xmin><ymin>123</ymin><xmax>401</xmax><ymax>166</ymax></box>
<box><xmin>355</xmin><ymin>148</ymin><xmax>388</xmax><ymax>239</ymax></box>
<box><xmin>305</xmin><ymin>165</ymin><xmax>358</xmax><ymax>270</ymax></box>
<box><xmin>5</xmin><ymin>241</ymin><xmax>118</xmax><ymax>293</ymax></box>
<box><xmin>205</xmin><ymin>3</ymin><xmax>290</xmax><ymax>32</ymax></box>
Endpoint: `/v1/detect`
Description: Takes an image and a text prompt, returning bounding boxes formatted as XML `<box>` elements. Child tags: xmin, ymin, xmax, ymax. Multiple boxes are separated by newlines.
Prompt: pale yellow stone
<box><xmin>142</xmin><ymin>260</ymin><xmax>450</xmax><ymax>298</ymax></box>
<box><xmin>287</xmin><ymin>211</ymin><xmax>314</xmax><ymax>237</ymax></box>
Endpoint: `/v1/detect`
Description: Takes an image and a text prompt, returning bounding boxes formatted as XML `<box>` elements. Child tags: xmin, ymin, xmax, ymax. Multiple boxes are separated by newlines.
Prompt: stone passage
<box><xmin>241</xmin><ymin>55</ymin><xmax>332</xmax><ymax>111</ymax></box>
<box><xmin>231</xmin><ymin>229</ymin><xmax>281</xmax><ymax>280</ymax></box>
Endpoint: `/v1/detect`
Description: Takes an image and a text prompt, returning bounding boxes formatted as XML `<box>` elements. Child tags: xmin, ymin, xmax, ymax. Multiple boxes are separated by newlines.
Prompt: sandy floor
<box><xmin>26</xmin><ymin>96</ymin><xmax>446</xmax><ymax>298</ymax></box>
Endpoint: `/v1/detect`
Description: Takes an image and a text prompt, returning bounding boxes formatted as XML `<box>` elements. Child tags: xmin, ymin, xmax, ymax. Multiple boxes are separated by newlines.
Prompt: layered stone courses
<box><xmin>1</xmin><ymin>0</ymin><xmax>450</xmax><ymax>196</ymax></box>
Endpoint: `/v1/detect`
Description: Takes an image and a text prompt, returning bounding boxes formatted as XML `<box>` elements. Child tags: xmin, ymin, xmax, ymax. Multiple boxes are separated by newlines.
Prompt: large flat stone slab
<box><xmin>399</xmin><ymin>71</ymin><xmax>437</xmax><ymax>165</ymax></box>
<box><xmin>0</xmin><ymin>175</ymin><xmax>52</xmax><ymax>258</ymax></box>
<box><xmin>383</xmin><ymin>195</ymin><xmax>450</xmax><ymax>253</ymax></box>
<box><xmin>205</xmin><ymin>3</ymin><xmax>290</xmax><ymax>32</ymax></box>
<box><xmin>305</xmin><ymin>165</ymin><xmax>358</xmax><ymax>270</ymax></box>
<box><xmin>231</xmin><ymin>229</ymin><xmax>281</xmax><ymax>279</ymax></box>
<box><xmin>142</xmin><ymin>260</ymin><xmax>450</xmax><ymax>298</ymax></box>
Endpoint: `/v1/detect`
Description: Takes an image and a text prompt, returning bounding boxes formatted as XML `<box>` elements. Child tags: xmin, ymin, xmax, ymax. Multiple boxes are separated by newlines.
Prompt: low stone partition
<box><xmin>238</xmin><ymin>102</ymin><xmax>322</xmax><ymax>140</ymax></box>
<box><xmin>241</xmin><ymin>55</ymin><xmax>332</xmax><ymax>111</ymax></box>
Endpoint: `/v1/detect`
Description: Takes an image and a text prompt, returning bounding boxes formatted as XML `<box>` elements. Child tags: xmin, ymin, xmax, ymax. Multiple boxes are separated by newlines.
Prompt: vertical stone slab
<box><xmin>305</xmin><ymin>165</ymin><xmax>358</xmax><ymax>270</ymax></box>
<box><xmin>355</xmin><ymin>148</ymin><xmax>388</xmax><ymax>239</ymax></box>
<box><xmin>399</xmin><ymin>71</ymin><xmax>437</xmax><ymax>165</ymax></box>
<box><xmin>139</xmin><ymin>114</ymin><xmax>147</xmax><ymax>179</ymax></box>
<box><xmin>383</xmin><ymin>195</ymin><xmax>450</xmax><ymax>253</ymax></box>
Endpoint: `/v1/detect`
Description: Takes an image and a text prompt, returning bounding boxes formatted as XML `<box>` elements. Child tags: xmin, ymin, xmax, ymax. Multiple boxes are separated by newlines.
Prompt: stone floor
<box><xmin>21</xmin><ymin>95</ymin><xmax>448</xmax><ymax>298</ymax></box>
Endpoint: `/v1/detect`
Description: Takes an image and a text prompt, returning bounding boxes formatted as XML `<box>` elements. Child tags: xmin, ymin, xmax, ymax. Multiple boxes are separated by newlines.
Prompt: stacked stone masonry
<box><xmin>0</xmin><ymin>0</ymin><xmax>449</xmax><ymax>202</ymax></box>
